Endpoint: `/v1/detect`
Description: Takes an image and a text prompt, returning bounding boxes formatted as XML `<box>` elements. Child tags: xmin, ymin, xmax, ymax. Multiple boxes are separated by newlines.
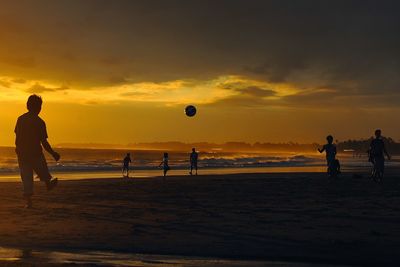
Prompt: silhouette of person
<box><xmin>15</xmin><ymin>95</ymin><xmax>60</xmax><ymax>208</ymax></box>
<box><xmin>369</xmin><ymin>129</ymin><xmax>390</xmax><ymax>182</ymax></box>
<box><xmin>122</xmin><ymin>153</ymin><xmax>132</xmax><ymax>178</ymax></box>
<box><xmin>318</xmin><ymin>135</ymin><xmax>339</xmax><ymax>177</ymax></box>
<box><xmin>189</xmin><ymin>148</ymin><xmax>198</xmax><ymax>175</ymax></box>
<box><xmin>159</xmin><ymin>152</ymin><xmax>170</xmax><ymax>179</ymax></box>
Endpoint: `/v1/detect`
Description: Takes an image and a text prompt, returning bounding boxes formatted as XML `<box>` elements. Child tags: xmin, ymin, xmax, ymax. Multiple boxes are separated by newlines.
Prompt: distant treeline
<box><xmin>57</xmin><ymin>137</ymin><xmax>400</xmax><ymax>154</ymax></box>
<box><xmin>337</xmin><ymin>137</ymin><xmax>400</xmax><ymax>154</ymax></box>
<box><xmin>129</xmin><ymin>138</ymin><xmax>400</xmax><ymax>154</ymax></box>
<box><xmin>57</xmin><ymin>141</ymin><xmax>320</xmax><ymax>152</ymax></box>
<box><xmin>127</xmin><ymin>141</ymin><xmax>319</xmax><ymax>152</ymax></box>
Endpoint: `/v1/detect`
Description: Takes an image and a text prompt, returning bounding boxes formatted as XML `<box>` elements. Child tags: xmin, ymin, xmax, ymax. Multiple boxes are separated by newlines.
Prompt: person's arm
<box><xmin>383</xmin><ymin>144</ymin><xmax>391</xmax><ymax>160</ymax></box>
<box><xmin>42</xmin><ymin>139</ymin><xmax>60</xmax><ymax>161</ymax></box>
<box><xmin>40</xmin><ymin>120</ymin><xmax>60</xmax><ymax>161</ymax></box>
<box><xmin>368</xmin><ymin>141</ymin><xmax>373</xmax><ymax>157</ymax></box>
<box><xmin>318</xmin><ymin>147</ymin><xmax>325</xmax><ymax>153</ymax></box>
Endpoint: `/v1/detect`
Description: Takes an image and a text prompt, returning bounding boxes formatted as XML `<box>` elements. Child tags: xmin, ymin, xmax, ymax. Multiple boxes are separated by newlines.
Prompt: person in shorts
<box><xmin>15</xmin><ymin>95</ymin><xmax>60</xmax><ymax>208</ymax></box>
<box><xmin>159</xmin><ymin>152</ymin><xmax>170</xmax><ymax>179</ymax></box>
<box><xmin>122</xmin><ymin>153</ymin><xmax>132</xmax><ymax>178</ymax></box>
<box><xmin>189</xmin><ymin>148</ymin><xmax>198</xmax><ymax>175</ymax></box>
<box><xmin>369</xmin><ymin>129</ymin><xmax>390</xmax><ymax>181</ymax></box>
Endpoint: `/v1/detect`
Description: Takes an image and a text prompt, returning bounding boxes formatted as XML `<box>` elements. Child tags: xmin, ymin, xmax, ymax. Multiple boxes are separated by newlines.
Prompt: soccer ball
<box><xmin>185</xmin><ymin>105</ymin><xmax>197</xmax><ymax>117</ymax></box>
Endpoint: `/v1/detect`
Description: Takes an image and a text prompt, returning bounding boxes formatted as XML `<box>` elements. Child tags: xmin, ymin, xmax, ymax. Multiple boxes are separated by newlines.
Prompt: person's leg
<box><xmin>371</xmin><ymin>158</ymin><xmax>377</xmax><ymax>178</ymax></box>
<box><xmin>163</xmin><ymin>168</ymin><xmax>167</xmax><ymax>182</ymax></box>
<box><xmin>327</xmin><ymin>159</ymin><xmax>335</xmax><ymax>177</ymax></box>
<box><xmin>377</xmin><ymin>157</ymin><xmax>385</xmax><ymax>180</ymax></box>
<box><xmin>195</xmin><ymin>163</ymin><xmax>198</xmax><ymax>175</ymax></box>
<box><xmin>326</xmin><ymin>160</ymin><xmax>330</xmax><ymax>176</ymax></box>
<box><xmin>371</xmin><ymin>157</ymin><xmax>383</xmax><ymax>182</ymax></box>
<box><xmin>190</xmin><ymin>164</ymin><xmax>193</xmax><ymax>175</ymax></box>
<box><xmin>18</xmin><ymin>158</ymin><xmax>34</xmax><ymax>208</ymax></box>
<box><xmin>126</xmin><ymin>165</ymin><xmax>130</xmax><ymax>177</ymax></box>
<box><xmin>33</xmin><ymin>154</ymin><xmax>57</xmax><ymax>190</ymax></box>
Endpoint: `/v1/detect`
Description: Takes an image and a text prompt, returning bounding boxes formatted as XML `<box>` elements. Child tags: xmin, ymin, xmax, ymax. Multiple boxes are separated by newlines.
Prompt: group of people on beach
<box><xmin>318</xmin><ymin>130</ymin><xmax>391</xmax><ymax>181</ymax></box>
<box><xmin>14</xmin><ymin>94</ymin><xmax>392</xmax><ymax>208</ymax></box>
<box><xmin>159</xmin><ymin>148</ymin><xmax>199</xmax><ymax>178</ymax></box>
<box><xmin>122</xmin><ymin>148</ymin><xmax>199</xmax><ymax>179</ymax></box>
<box><xmin>158</xmin><ymin>148</ymin><xmax>199</xmax><ymax>178</ymax></box>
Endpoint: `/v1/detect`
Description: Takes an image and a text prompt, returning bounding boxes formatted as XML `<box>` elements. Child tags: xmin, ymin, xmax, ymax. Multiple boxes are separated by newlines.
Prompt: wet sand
<box><xmin>0</xmin><ymin>172</ymin><xmax>399</xmax><ymax>266</ymax></box>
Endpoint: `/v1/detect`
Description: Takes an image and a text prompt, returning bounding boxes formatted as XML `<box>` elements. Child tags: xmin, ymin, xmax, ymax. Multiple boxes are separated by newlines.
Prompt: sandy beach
<box><xmin>0</xmin><ymin>172</ymin><xmax>399</xmax><ymax>266</ymax></box>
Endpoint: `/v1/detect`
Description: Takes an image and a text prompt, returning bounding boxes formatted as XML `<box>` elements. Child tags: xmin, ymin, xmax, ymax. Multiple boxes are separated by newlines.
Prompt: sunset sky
<box><xmin>0</xmin><ymin>0</ymin><xmax>399</xmax><ymax>146</ymax></box>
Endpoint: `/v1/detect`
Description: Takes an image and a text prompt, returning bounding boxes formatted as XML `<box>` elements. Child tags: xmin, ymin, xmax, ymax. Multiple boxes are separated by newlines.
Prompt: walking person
<box><xmin>189</xmin><ymin>148</ymin><xmax>198</xmax><ymax>175</ymax></box>
<box><xmin>159</xmin><ymin>152</ymin><xmax>170</xmax><ymax>179</ymax></box>
<box><xmin>369</xmin><ymin>129</ymin><xmax>390</xmax><ymax>182</ymax></box>
<box><xmin>122</xmin><ymin>153</ymin><xmax>132</xmax><ymax>178</ymax></box>
<box><xmin>15</xmin><ymin>95</ymin><xmax>60</xmax><ymax>208</ymax></box>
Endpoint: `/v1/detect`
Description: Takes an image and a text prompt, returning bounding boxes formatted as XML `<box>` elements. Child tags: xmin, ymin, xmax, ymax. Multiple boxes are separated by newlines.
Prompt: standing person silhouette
<box><xmin>159</xmin><ymin>152</ymin><xmax>170</xmax><ymax>179</ymax></box>
<box><xmin>122</xmin><ymin>153</ymin><xmax>132</xmax><ymax>178</ymax></box>
<box><xmin>369</xmin><ymin>129</ymin><xmax>390</xmax><ymax>182</ymax></box>
<box><xmin>15</xmin><ymin>95</ymin><xmax>60</xmax><ymax>208</ymax></box>
<box><xmin>318</xmin><ymin>135</ymin><xmax>339</xmax><ymax>178</ymax></box>
<box><xmin>189</xmin><ymin>148</ymin><xmax>198</xmax><ymax>175</ymax></box>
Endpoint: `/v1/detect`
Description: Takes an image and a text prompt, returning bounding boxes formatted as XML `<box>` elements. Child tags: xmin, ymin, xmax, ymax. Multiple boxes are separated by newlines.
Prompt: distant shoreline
<box><xmin>0</xmin><ymin>165</ymin><xmax>381</xmax><ymax>182</ymax></box>
<box><xmin>1</xmin><ymin>164</ymin><xmax>399</xmax><ymax>182</ymax></box>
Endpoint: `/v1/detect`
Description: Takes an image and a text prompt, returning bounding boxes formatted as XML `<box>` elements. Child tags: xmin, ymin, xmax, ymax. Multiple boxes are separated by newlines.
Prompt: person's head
<box><xmin>27</xmin><ymin>94</ymin><xmax>42</xmax><ymax>115</ymax></box>
<box><xmin>192</xmin><ymin>148</ymin><xmax>195</xmax><ymax>152</ymax></box>
<box><xmin>127</xmin><ymin>153</ymin><xmax>130</xmax><ymax>156</ymax></box>
<box><xmin>164</xmin><ymin>152</ymin><xmax>168</xmax><ymax>158</ymax></box>
<box><xmin>375</xmin><ymin>129</ymin><xmax>382</xmax><ymax>138</ymax></box>
<box><xmin>326</xmin><ymin>135</ymin><xmax>334</xmax><ymax>144</ymax></box>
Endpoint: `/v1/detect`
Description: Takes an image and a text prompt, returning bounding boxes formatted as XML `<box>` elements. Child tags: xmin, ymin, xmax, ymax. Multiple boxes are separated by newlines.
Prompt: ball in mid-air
<box><xmin>185</xmin><ymin>105</ymin><xmax>197</xmax><ymax>117</ymax></box>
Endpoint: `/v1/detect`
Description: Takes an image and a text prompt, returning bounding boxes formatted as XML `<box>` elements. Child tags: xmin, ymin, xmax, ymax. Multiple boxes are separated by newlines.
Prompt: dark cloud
<box><xmin>0</xmin><ymin>80</ymin><xmax>10</xmax><ymax>88</ymax></box>
<box><xmin>108</xmin><ymin>76</ymin><xmax>129</xmax><ymax>85</ymax></box>
<box><xmin>120</xmin><ymin>91</ymin><xmax>152</xmax><ymax>97</ymax></box>
<box><xmin>0</xmin><ymin>56</ymin><xmax>36</xmax><ymax>68</ymax></box>
<box><xmin>238</xmin><ymin>86</ymin><xmax>275</xmax><ymax>97</ymax></box>
<box><xmin>209</xmin><ymin>85</ymin><xmax>276</xmax><ymax>107</ymax></box>
<box><xmin>219</xmin><ymin>83</ymin><xmax>276</xmax><ymax>97</ymax></box>
<box><xmin>100</xmin><ymin>57</ymin><xmax>125</xmax><ymax>66</ymax></box>
<box><xmin>11</xmin><ymin>78</ymin><xmax>26</xmax><ymax>84</ymax></box>
<box><xmin>208</xmin><ymin>95</ymin><xmax>273</xmax><ymax>108</ymax></box>
<box><xmin>0</xmin><ymin>0</ymin><xmax>398</xmax><ymax>105</ymax></box>
<box><xmin>281</xmin><ymin>90</ymin><xmax>338</xmax><ymax>107</ymax></box>
<box><xmin>27</xmin><ymin>83</ymin><xmax>69</xmax><ymax>93</ymax></box>
<box><xmin>210</xmin><ymin>86</ymin><xmax>400</xmax><ymax>110</ymax></box>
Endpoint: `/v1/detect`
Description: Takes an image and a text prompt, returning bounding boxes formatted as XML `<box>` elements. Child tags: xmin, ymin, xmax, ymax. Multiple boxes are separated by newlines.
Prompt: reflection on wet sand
<box><xmin>0</xmin><ymin>247</ymin><xmax>351</xmax><ymax>267</ymax></box>
<box><xmin>0</xmin><ymin>166</ymin><xmax>326</xmax><ymax>182</ymax></box>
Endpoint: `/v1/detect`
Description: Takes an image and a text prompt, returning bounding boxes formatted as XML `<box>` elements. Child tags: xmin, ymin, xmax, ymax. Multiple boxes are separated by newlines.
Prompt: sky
<box><xmin>0</xmin><ymin>0</ymin><xmax>399</xmax><ymax>146</ymax></box>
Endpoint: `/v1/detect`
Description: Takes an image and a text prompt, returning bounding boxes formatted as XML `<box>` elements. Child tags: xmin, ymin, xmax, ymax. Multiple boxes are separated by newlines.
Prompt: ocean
<box><xmin>0</xmin><ymin>147</ymin><xmax>398</xmax><ymax>180</ymax></box>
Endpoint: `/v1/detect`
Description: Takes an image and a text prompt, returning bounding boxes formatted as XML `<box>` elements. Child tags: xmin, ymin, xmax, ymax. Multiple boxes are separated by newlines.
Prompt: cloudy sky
<box><xmin>0</xmin><ymin>0</ymin><xmax>399</xmax><ymax>145</ymax></box>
